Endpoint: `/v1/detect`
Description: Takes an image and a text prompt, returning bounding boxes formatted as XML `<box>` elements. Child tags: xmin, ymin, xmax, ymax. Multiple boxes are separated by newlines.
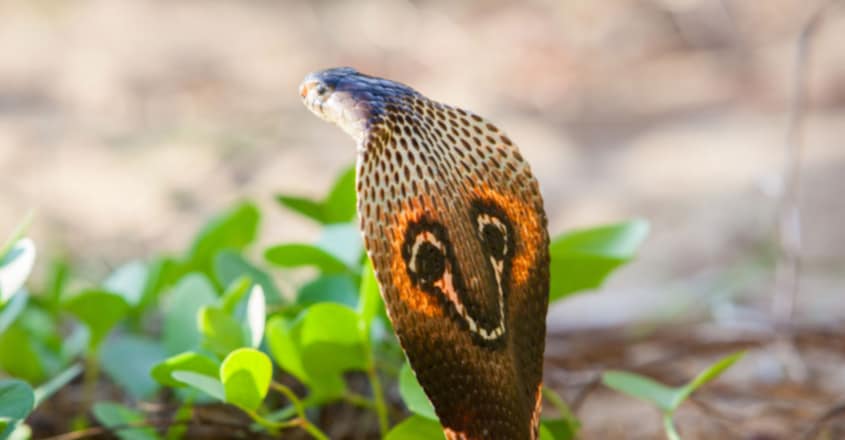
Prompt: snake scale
<box><xmin>299</xmin><ymin>67</ymin><xmax>550</xmax><ymax>440</ymax></box>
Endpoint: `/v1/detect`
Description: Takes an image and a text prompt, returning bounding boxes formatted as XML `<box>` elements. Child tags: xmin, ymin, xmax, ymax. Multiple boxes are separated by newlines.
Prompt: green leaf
<box><xmin>275</xmin><ymin>196</ymin><xmax>325</xmax><ymax>224</ymax></box>
<box><xmin>92</xmin><ymin>402</ymin><xmax>160</xmax><ymax>440</ymax></box>
<box><xmin>171</xmin><ymin>371</ymin><xmax>225</xmax><ymax>402</ymax></box>
<box><xmin>0</xmin><ymin>291</ymin><xmax>27</xmax><ymax>335</ymax></box>
<box><xmin>220</xmin><ymin>348</ymin><xmax>272</xmax><ymax>412</ymax></box>
<box><xmin>265</xmin><ymin>316</ymin><xmax>308</xmax><ymax>383</ymax></box>
<box><xmin>246</xmin><ymin>286</ymin><xmax>265</xmax><ymax>348</ymax></box>
<box><xmin>299</xmin><ymin>303</ymin><xmax>367</xmax><ymax>377</ymax></box>
<box><xmin>162</xmin><ymin>274</ymin><xmax>218</xmax><ymax>354</ymax></box>
<box><xmin>316</xmin><ymin>224</ymin><xmax>363</xmax><ymax>271</ymax></box>
<box><xmin>198</xmin><ymin>307</ymin><xmax>247</xmax><ymax>358</ymax></box>
<box><xmin>64</xmin><ymin>290</ymin><xmax>130</xmax><ymax>349</ymax></box>
<box><xmin>602</xmin><ymin>371</ymin><xmax>678</xmax><ymax>413</ymax></box>
<box><xmin>151</xmin><ymin>352</ymin><xmax>220</xmax><ymax>388</ymax></box>
<box><xmin>358</xmin><ymin>259</ymin><xmax>384</xmax><ymax>342</ymax></box>
<box><xmin>399</xmin><ymin>362</ymin><xmax>437</xmax><ymax>420</ymax></box>
<box><xmin>385</xmin><ymin>415</ymin><xmax>445</xmax><ymax>440</ymax></box>
<box><xmin>322</xmin><ymin>166</ymin><xmax>357</xmax><ymax>224</ymax></box>
<box><xmin>185</xmin><ymin>201</ymin><xmax>260</xmax><ymax>277</ymax></box>
<box><xmin>214</xmin><ymin>251</ymin><xmax>282</xmax><ymax>304</ymax></box>
<box><xmin>219</xmin><ymin>276</ymin><xmax>252</xmax><ymax>314</ymax></box>
<box><xmin>0</xmin><ymin>325</ymin><xmax>44</xmax><ymax>383</ymax></box>
<box><xmin>103</xmin><ymin>261</ymin><xmax>148</xmax><ymax>307</ymax></box>
<box><xmin>673</xmin><ymin>351</ymin><xmax>745</xmax><ymax>409</ymax></box>
<box><xmin>265</xmin><ymin>316</ymin><xmax>346</xmax><ymax>402</ymax></box>
<box><xmin>265</xmin><ymin>244</ymin><xmax>350</xmax><ymax>274</ymax></box>
<box><xmin>34</xmin><ymin>364</ymin><xmax>82</xmax><ymax>406</ymax></box>
<box><xmin>0</xmin><ymin>380</ymin><xmax>34</xmax><ymax>422</ymax></box>
<box><xmin>0</xmin><ymin>238</ymin><xmax>36</xmax><ymax>304</ymax></box>
<box><xmin>540</xmin><ymin>419</ymin><xmax>578</xmax><ymax>440</ymax></box>
<box><xmin>297</xmin><ymin>275</ymin><xmax>358</xmax><ymax>308</ymax></box>
<box><xmin>101</xmin><ymin>335</ymin><xmax>166</xmax><ymax>399</ymax></box>
<box><xmin>0</xmin><ymin>213</ymin><xmax>32</xmax><ymax>262</ymax></box>
<box><xmin>549</xmin><ymin>220</ymin><xmax>649</xmax><ymax>301</ymax></box>
<box><xmin>275</xmin><ymin>165</ymin><xmax>357</xmax><ymax>225</ymax></box>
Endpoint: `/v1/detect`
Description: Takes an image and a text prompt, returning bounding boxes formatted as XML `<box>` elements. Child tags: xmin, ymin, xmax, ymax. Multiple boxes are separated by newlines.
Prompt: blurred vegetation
<box><xmin>0</xmin><ymin>165</ymin><xmax>709</xmax><ymax>440</ymax></box>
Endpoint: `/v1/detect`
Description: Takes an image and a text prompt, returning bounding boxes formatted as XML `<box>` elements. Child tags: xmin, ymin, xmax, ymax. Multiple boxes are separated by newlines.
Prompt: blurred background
<box><xmin>0</xmin><ymin>0</ymin><xmax>843</xmax><ymax>437</ymax></box>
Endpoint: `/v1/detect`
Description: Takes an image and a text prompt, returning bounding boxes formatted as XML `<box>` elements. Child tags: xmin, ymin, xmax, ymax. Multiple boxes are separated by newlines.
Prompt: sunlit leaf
<box><xmin>549</xmin><ymin>220</ymin><xmax>648</xmax><ymax>301</ymax></box>
<box><xmin>0</xmin><ymin>239</ymin><xmax>36</xmax><ymax>304</ymax></box>
<box><xmin>171</xmin><ymin>371</ymin><xmax>225</xmax><ymax>402</ymax></box>
<box><xmin>358</xmin><ymin>259</ymin><xmax>383</xmax><ymax>339</ymax></box>
<box><xmin>220</xmin><ymin>348</ymin><xmax>272</xmax><ymax>412</ymax></box>
<box><xmin>299</xmin><ymin>303</ymin><xmax>367</xmax><ymax>377</ymax></box>
<box><xmin>198</xmin><ymin>307</ymin><xmax>247</xmax><ymax>358</ymax></box>
<box><xmin>246</xmin><ymin>286</ymin><xmax>265</xmax><ymax>348</ymax></box>
<box><xmin>219</xmin><ymin>276</ymin><xmax>252</xmax><ymax>314</ymax></box>
<box><xmin>384</xmin><ymin>415</ymin><xmax>445</xmax><ymax>440</ymax></box>
<box><xmin>399</xmin><ymin>362</ymin><xmax>437</xmax><ymax>420</ymax></box>
<box><xmin>151</xmin><ymin>352</ymin><xmax>220</xmax><ymax>388</ymax></box>
<box><xmin>322</xmin><ymin>166</ymin><xmax>357</xmax><ymax>224</ymax></box>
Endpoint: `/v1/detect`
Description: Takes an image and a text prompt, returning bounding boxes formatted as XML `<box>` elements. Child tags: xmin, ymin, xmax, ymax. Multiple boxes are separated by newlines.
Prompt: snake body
<box><xmin>300</xmin><ymin>67</ymin><xmax>549</xmax><ymax>439</ymax></box>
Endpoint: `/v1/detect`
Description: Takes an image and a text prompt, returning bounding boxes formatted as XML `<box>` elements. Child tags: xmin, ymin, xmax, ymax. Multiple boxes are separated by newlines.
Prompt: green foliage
<box><xmin>385</xmin><ymin>415</ymin><xmax>445</xmax><ymax>440</ymax></box>
<box><xmin>0</xmin><ymin>166</ymin><xmax>669</xmax><ymax>440</ymax></box>
<box><xmin>276</xmin><ymin>165</ymin><xmax>356</xmax><ymax>225</ymax></box>
<box><xmin>63</xmin><ymin>290</ymin><xmax>130</xmax><ymax>350</ymax></box>
<box><xmin>549</xmin><ymin>219</ymin><xmax>649</xmax><ymax>301</ymax></box>
<box><xmin>398</xmin><ymin>363</ymin><xmax>437</xmax><ymax>420</ymax></box>
<box><xmin>220</xmin><ymin>348</ymin><xmax>272</xmax><ymax>412</ymax></box>
<box><xmin>92</xmin><ymin>402</ymin><xmax>160</xmax><ymax>440</ymax></box>
<box><xmin>602</xmin><ymin>351</ymin><xmax>745</xmax><ymax>440</ymax></box>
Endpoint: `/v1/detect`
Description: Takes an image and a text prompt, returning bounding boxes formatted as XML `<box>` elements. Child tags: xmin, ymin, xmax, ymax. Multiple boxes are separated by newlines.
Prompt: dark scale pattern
<box><xmin>300</xmin><ymin>67</ymin><xmax>549</xmax><ymax>440</ymax></box>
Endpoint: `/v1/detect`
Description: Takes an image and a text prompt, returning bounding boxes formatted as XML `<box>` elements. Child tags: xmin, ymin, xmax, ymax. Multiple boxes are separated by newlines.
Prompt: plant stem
<box><xmin>268</xmin><ymin>382</ymin><xmax>329</xmax><ymax>440</ymax></box>
<box><xmin>367</xmin><ymin>366</ymin><xmax>389</xmax><ymax>436</ymax></box>
<box><xmin>82</xmin><ymin>346</ymin><xmax>100</xmax><ymax>410</ymax></box>
<box><xmin>344</xmin><ymin>392</ymin><xmax>377</xmax><ymax>410</ymax></box>
<box><xmin>542</xmin><ymin>386</ymin><xmax>577</xmax><ymax>425</ymax></box>
<box><xmin>662</xmin><ymin>414</ymin><xmax>681</xmax><ymax>440</ymax></box>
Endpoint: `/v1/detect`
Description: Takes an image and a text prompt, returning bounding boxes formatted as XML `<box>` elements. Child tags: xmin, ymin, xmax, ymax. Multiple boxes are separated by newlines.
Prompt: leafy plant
<box><xmin>602</xmin><ymin>351</ymin><xmax>746</xmax><ymax>440</ymax></box>
<box><xmin>0</xmin><ymin>165</ymin><xmax>669</xmax><ymax>440</ymax></box>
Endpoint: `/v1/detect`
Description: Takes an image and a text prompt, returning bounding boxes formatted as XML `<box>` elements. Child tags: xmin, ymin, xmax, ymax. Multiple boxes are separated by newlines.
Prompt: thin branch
<box><xmin>771</xmin><ymin>1</ymin><xmax>830</xmax><ymax>329</ymax></box>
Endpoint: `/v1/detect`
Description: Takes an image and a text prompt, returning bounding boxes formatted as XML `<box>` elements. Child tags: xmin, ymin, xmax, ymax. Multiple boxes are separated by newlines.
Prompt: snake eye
<box><xmin>316</xmin><ymin>85</ymin><xmax>328</xmax><ymax>96</ymax></box>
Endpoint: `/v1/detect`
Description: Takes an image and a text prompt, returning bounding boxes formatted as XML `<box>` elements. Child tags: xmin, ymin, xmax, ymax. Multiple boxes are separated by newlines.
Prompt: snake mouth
<box><xmin>299</xmin><ymin>69</ymin><xmax>373</xmax><ymax>144</ymax></box>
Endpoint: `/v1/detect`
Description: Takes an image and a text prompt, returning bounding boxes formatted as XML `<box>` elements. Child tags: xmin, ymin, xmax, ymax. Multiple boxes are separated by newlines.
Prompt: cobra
<box><xmin>299</xmin><ymin>67</ymin><xmax>550</xmax><ymax>440</ymax></box>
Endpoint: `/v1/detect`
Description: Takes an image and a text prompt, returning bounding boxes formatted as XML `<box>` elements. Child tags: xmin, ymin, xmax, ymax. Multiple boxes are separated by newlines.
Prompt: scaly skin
<box><xmin>299</xmin><ymin>67</ymin><xmax>549</xmax><ymax>440</ymax></box>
